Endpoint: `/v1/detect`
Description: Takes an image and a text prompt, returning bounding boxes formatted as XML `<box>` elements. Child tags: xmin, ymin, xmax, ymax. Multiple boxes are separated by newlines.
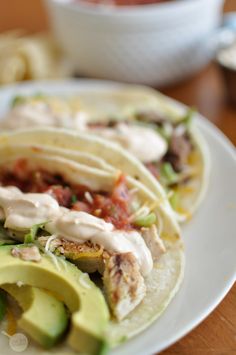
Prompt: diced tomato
<box><xmin>72</xmin><ymin>201</ymin><xmax>91</xmax><ymax>213</ymax></box>
<box><xmin>93</xmin><ymin>188</ymin><xmax>132</xmax><ymax>230</ymax></box>
<box><xmin>0</xmin><ymin>160</ymin><xmax>134</xmax><ymax>230</ymax></box>
<box><xmin>45</xmin><ymin>186</ymin><xmax>72</xmax><ymax>207</ymax></box>
<box><xmin>112</xmin><ymin>174</ymin><xmax>129</xmax><ymax>202</ymax></box>
<box><xmin>12</xmin><ymin>159</ymin><xmax>28</xmax><ymax>180</ymax></box>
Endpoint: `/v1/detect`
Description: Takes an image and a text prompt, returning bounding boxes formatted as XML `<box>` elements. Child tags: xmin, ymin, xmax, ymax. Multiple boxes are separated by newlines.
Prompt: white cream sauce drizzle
<box><xmin>90</xmin><ymin>122</ymin><xmax>167</xmax><ymax>163</ymax></box>
<box><xmin>0</xmin><ymin>186</ymin><xmax>153</xmax><ymax>276</ymax></box>
<box><xmin>0</xmin><ymin>102</ymin><xmax>88</xmax><ymax>130</ymax></box>
<box><xmin>0</xmin><ymin>187</ymin><xmax>60</xmax><ymax>230</ymax></box>
<box><xmin>1</xmin><ymin>103</ymin><xmax>167</xmax><ymax>163</ymax></box>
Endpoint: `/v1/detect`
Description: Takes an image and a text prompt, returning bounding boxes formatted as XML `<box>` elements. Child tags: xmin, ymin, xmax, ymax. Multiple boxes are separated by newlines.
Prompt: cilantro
<box><xmin>71</xmin><ymin>195</ymin><xmax>78</xmax><ymax>204</ymax></box>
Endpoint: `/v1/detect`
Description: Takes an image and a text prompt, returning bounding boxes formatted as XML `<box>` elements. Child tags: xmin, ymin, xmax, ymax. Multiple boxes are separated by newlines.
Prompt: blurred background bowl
<box><xmin>45</xmin><ymin>0</ymin><xmax>224</xmax><ymax>86</ymax></box>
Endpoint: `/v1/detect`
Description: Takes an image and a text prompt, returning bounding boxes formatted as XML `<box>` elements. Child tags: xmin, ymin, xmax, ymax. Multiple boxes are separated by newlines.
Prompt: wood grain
<box><xmin>0</xmin><ymin>0</ymin><xmax>48</xmax><ymax>33</ymax></box>
<box><xmin>161</xmin><ymin>285</ymin><xmax>236</xmax><ymax>355</ymax></box>
<box><xmin>0</xmin><ymin>0</ymin><xmax>235</xmax><ymax>354</ymax></box>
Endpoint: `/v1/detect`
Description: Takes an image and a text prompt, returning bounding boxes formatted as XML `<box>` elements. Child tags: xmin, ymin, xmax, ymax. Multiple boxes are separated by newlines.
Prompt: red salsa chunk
<box><xmin>0</xmin><ymin>159</ymin><xmax>134</xmax><ymax>230</ymax></box>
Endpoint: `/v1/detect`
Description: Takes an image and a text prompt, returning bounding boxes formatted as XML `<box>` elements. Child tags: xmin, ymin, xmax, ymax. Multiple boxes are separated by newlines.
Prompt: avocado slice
<box><xmin>0</xmin><ymin>246</ymin><xmax>110</xmax><ymax>355</ymax></box>
<box><xmin>2</xmin><ymin>284</ymin><xmax>68</xmax><ymax>348</ymax></box>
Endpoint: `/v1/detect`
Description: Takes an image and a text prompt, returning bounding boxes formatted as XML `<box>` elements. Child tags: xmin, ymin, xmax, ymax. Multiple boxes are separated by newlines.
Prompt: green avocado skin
<box><xmin>2</xmin><ymin>284</ymin><xmax>68</xmax><ymax>348</ymax></box>
<box><xmin>0</xmin><ymin>245</ymin><xmax>110</xmax><ymax>355</ymax></box>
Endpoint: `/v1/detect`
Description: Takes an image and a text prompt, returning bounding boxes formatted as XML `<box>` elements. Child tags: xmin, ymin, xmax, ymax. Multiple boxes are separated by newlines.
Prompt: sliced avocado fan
<box><xmin>1</xmin><ymin>284</ymin><xmax>68</xmax><ymax>348</ymax></box>
<box><xmin>0</xmin><ymin>245</ymin><xmax>110</xmax><ymax>355</ymax></box>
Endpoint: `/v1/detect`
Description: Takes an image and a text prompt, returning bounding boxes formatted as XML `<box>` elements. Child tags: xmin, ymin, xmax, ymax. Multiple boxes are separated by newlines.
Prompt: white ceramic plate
<box><xmin>0</xmin><ymin>80</ymin><xmax>235</xmax><ymax>355</ymax></box>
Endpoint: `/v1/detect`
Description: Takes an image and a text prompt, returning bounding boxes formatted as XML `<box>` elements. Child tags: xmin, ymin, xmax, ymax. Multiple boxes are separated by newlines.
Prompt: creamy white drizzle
<box><xmin>0</xmin><ymin>102</ymin><xmax>88</xmax><ymax>130</ymax></box>
<box><xmin>0</xmin><ymin>186</ymin><xmax>153</xmax><ymax>276</ymax></box>
<box><xmin>90</xmin><ymin>123</ymin><xmax>167</xmax><ymax>163</ymax></box>
<box><xmin>1</xmin><ymin>103</ymin><xmax>166</xmax><ymax>163</ymax></box>
<box><xmin>0</xmin><ymin>186</ymin><xmax>60</xmax><ymax>230</ymax></box>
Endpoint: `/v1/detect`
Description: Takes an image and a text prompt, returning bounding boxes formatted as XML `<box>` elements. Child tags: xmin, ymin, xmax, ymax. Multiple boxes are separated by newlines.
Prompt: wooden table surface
<box><xmin>0</xmin><ymin>0</ymin><xmax>236</xmax><ymax>354</ymax></box>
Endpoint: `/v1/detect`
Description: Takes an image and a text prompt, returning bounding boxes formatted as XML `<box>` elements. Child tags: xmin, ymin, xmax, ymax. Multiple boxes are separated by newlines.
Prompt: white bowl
<box><xmin>45</xmin><ymin>0</ymin><xmax>224</xmax><ymax>86</ymax></box>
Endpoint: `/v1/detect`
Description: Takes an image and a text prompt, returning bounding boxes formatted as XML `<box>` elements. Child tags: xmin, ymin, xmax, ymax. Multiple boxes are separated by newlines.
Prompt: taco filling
<box><xmin>0</xmin><ymin>93</ymin><xmax>205</xmax><ymax>220</ymax></box>
<box><xmin>0</xmin><ymin>158</ymin><xmax>166</xmax><ymax>321</ymax></box>
<box><xmin>86</xmin><ymin>108</ymin><xmax>198</xmax><ymax>214</ymax></box>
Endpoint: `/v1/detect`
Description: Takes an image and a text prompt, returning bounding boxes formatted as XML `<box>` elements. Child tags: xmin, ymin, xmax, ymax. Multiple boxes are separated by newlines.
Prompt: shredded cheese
<box><xmin>43</xmin><ymin>236</ymin><xmax>61</xmax><ymax>271</ymax></box>
<box><xmin>128</xmin><ymin>204</ymin><xmax>150</xmax><ymax>222</ymax></box>
<box><xmin>44</xmin><ymin>235</ymin><xmax>57</xmax><ymax>253</ymax></box>
<box><xmin>84</xmin><ymin>192</ymin><xmax>93</xmax><ymax>204</ymax></box>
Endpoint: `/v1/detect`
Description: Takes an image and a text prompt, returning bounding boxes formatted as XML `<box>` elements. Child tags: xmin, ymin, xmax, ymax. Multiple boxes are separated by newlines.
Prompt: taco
<box><xmin>0</xmin><ymin>85</ymin><xmax>209</xmax><ymax>222</ymax></box>
<box><xmin>0</xmin><ymin>129</ymin><xmax>184</xmax><ymax>352</ymax></box>
<box><xmin>72</xmin><ymin>87</ymin><xmax>210</xmax><ymax>222</ymax></box>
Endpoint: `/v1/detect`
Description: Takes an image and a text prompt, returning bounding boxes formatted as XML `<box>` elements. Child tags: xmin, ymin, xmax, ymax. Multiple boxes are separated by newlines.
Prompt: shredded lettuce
<box><xmin>24</xmin><ymin>221</ymin><xmax>48</xmax><ymax>244</ymax></box>
<box><xmin>134</xmin><ymin>212</ymin><xmax>156</xmax><ymax>228</ymax></box>
<box><xmin>179</xmin><ymin>107</ymin><xmax>195</xmax><ymax>130</ymax></box>
<box><xmin>160</xmin><ymin>162</ymin><xmax>179</xmax><ymax>186</ymax></box>
<box><xmin>0</xmin><ymin>291</ymin><xmax>6</xmax><ymax>321</ymax></box>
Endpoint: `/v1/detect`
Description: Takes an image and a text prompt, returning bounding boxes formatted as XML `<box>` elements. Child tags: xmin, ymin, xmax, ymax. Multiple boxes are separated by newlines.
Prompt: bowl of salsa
<box><xmin>73</xmin><ymin>0</ymin><xmax>172</xmax><ymax>6</ymax></box>
<box><xmin>45</xmin><ymin>0</ymin><xmax>224</xmax><ymax>86</ymax></box>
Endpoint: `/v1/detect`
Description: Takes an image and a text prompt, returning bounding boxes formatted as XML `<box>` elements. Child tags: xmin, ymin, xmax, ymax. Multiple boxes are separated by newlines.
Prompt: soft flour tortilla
<box><xmin>0</xmin><ymin>142</ymin><xmax>180</xmax><ymax>241</ymax></box>
<box><xmin>0</xmin><ymin>133</ymin><xmax>184</xmax><ymax>351</ymax></box>
<box><xmin>0</xmin><ymin>241</ymin><xmax>183</xmax><ymax>351</ymax></box>
<box><xmin>0</xmin><ymin>243</ymin><xmax>184</xmax><ymax>352</ymax></box>
<box><xmin>108</xmin><ymin>241</ymin><xmax>184</xmax><ymax>346</ymax></box>
<box><xmin>74</xmin><ymin>87</ymin><xmax>210</xmax><ymax>222</ymax></box>
<box><xmin>0</xmin><ymin>85</ymin><xmax>209</xmax><ymax>222</ymax></box>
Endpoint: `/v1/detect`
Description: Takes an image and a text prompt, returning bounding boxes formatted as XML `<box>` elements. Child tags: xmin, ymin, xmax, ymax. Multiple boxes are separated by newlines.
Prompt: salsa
<box><xmin>74</xmin><ymin>0</ymin><xmax>172</xmax><ymax>6</ymax></box>
<box><xmin>0</xmin><ymin>159</ymin><xmax>134</xmax><ymax>231</ymax></box>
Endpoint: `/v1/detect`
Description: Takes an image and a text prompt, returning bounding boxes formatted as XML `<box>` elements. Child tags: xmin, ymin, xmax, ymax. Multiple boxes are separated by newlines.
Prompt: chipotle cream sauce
<box><xmin>1</xmin><ymin>103</ymin><xmax>167</xmax><ymax>163</ymax></box>
<box><xmin>0</xmin><ymin>186</ymin><xmax>153</xmax><ymax>275</ymax></box>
